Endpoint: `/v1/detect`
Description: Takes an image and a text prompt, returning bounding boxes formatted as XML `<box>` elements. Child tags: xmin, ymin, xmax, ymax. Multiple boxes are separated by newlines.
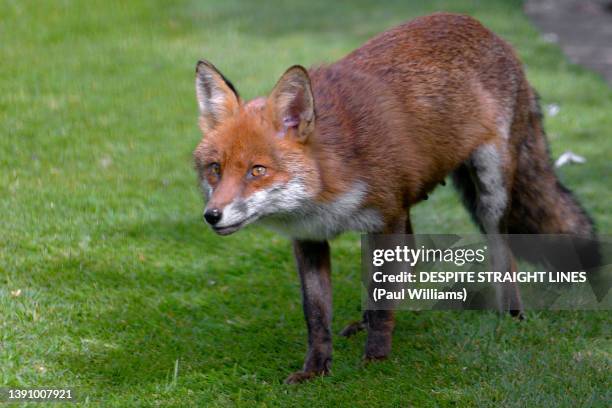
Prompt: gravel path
<box><xmin>525</xmin><ymin>0</ymin><xmax>612</xmax><ymax>85</ymax></box>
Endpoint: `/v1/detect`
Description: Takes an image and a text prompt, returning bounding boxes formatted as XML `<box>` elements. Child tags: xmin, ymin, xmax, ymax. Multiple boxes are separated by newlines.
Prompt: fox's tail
<box><xmin>507</xmin><ymin>91</ymin><xmax>595</xmax><ymax>236</ymax></box>
<box><xmin>506</xmin><ymin>90</ymin><xmax>601</xmax><ymax>272</ymax></box>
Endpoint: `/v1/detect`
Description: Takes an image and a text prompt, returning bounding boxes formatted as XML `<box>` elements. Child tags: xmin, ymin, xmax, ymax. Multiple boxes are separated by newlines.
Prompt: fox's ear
<box><xmin>195</xmin><ymin>60</ymin><xmax>240</xmax><ymax>133</ymax></box>
<box><xmin>269</xmin><ymin>65</ymin><xmax>314</xmax><ymax>142</ymax></box>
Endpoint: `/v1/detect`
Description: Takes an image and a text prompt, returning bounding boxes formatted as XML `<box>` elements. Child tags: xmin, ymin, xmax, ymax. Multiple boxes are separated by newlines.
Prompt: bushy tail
<box><xmin>506</xmin><ymin>90</ymin><xmax>601</xmax><ymax>273</ymax></box>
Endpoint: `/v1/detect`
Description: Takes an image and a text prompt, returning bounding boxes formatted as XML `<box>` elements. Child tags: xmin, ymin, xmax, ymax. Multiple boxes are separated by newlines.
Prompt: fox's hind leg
<box><xmin>452</xmin><ymin>142</ymin><xmax>524</xmax><ymax>317</ymax></box>
<box><xmin>338</xmin><ymin>319</ymin><xmax>365</xmax><ymax>338</ymax></box>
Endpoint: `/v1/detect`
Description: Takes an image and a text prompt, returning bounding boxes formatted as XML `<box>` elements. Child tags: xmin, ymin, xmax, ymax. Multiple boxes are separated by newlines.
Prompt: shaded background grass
<box><xmin>1</xmin><ymin>0</ymin><xmax>610</xmax><ymax>406</ymax></box>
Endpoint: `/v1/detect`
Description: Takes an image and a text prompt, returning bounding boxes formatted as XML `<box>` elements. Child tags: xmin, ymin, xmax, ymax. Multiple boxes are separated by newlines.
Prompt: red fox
<box><xmin>192</xmin><ymin>13</ymin><xmax>597</xmax><ymax>383</ymax></box>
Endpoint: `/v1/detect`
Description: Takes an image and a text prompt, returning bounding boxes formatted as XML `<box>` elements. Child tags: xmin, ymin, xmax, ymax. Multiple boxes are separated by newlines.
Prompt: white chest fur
<box><xmin>259</xmin><ymin>183</ymin><xmax>384</xmax><ymax>240</ymax></box>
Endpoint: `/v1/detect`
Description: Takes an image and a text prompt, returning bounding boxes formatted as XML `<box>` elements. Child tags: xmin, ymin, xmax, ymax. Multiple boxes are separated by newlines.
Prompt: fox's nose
<box><xmin>204</xmin><ymin>208</ymin><xmax>222</xmax><ymax>226</ymax></box>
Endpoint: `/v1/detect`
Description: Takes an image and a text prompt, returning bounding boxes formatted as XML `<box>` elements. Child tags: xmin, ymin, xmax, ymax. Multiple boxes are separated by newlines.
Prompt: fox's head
<box><xmin>193</xmin><ymin>60</ymin><xmax>321</xmax><ymax>235</ymax></box>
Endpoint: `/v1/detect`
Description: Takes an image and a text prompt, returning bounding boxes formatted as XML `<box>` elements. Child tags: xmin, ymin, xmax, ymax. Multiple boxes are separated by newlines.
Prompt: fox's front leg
<box><xmin>285</xmin><ymin>240</ymin><xmax>333</xmax><ymax>384</ymax></box>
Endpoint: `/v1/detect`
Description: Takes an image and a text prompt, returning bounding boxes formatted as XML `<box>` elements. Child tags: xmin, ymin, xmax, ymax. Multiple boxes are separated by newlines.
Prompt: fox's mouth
<box><xmin>212</xmin><ymin>222</ymin><xmax>244</xmax><ymax>235</ymax></box>
<box><xmin>212</xmin><ymin>213</ymin><xmax>259</xmax><ymax>236</ymax></box>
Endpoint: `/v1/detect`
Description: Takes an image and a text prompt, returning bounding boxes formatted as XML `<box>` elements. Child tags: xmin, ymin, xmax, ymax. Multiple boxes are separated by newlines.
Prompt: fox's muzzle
<box><xmin>203</xmin><ymin>198</ymin><xmax>258</xmax><ymax>236</ymax></box>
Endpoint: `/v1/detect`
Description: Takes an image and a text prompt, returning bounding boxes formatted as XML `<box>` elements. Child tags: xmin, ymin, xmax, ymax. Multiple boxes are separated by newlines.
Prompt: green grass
<box><xmin>1</xmin><ymin>0</ymin><xmax>610</xmax><ymax>406</ymax></box>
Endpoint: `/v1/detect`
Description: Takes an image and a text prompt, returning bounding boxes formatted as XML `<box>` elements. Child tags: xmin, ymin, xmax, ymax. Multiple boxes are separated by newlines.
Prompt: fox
<box><xmin>192</xmin><ymin>13</ymin><xmax>598</xmax><ymax>384</ymax></box>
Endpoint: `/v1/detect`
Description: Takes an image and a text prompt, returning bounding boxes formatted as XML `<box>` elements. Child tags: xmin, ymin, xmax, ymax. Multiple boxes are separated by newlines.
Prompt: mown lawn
<box><xmin>1</xmin><ymin>0</ymin><xmax>610</xmax><ymax>406</ymax></box>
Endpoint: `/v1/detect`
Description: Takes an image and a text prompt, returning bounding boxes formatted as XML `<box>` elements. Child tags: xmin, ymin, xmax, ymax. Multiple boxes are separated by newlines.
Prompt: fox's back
<box><xmin>344</xmin><ymin>13</ymin><xmax>523</xmax><ymax>94</ymax></box>
<box><xmin>307</xmin><ymin>13</ymin><xmax>530</xmax><ymax>209</ymax></box>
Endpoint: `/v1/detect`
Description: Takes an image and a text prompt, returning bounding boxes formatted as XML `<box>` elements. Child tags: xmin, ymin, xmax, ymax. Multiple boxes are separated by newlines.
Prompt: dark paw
<box><xmin>509</xmin><ymin>309</ymin><xmax>525</xmax><ymax>321</ymax></box>
<box><xmin>284</xmin><ymin>370</ymin><xmax>326</xmax><ymax>384</ymax></box>
<box><xmin>364</xmin><ymin>340</ymin><xmax>390</xmax><ymax>361</ymax></box>
<box><xmin>364</xmin><ymin>329</ymin><xmax>392</xmax><ymax>361</ymax></box>
<box><xmin>339</xmin><ymin>320</ymin><xmax>365</xmax><ymax>337</ymax></box>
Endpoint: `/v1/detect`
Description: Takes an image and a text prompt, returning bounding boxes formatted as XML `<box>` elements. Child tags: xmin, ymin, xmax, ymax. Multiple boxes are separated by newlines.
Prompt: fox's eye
<box><xmin>209</xmin><ymin>163</ymin><xmax>221</xmax><ymax>176</ymax></box>
<box><xmin>250</xmin><ymin>165</ymin><xmax>267</xmax><ymax>177</ymax></box>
